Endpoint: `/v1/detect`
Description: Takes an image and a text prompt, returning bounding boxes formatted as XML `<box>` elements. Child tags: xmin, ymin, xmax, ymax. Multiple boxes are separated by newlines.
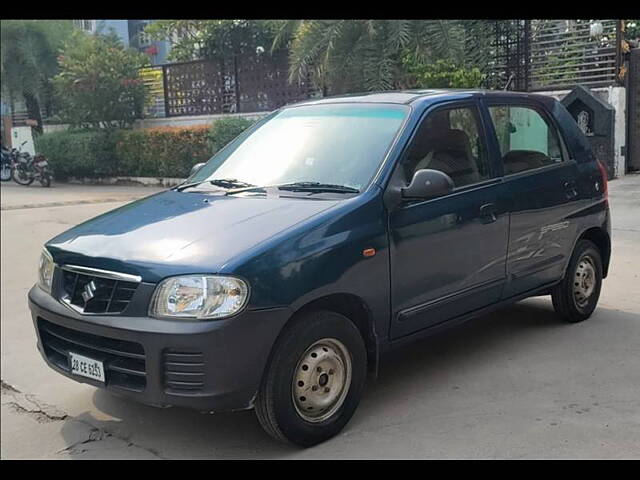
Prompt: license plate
<box><xmin>36</xmin><ymin>160</ymin><xmax>48</xmax><ymax>167</ymax></box>
<box><xmin>69</xmin><ymin>352</ymin><xmax>105</xmax><ymax>383</ymax></box>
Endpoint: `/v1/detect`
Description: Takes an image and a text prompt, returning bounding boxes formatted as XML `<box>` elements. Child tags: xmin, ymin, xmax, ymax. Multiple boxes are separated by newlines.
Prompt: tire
<box><xmin>255</xmin><ymin>310</ymin><xmax>367</xmax><ymax>447</ymax></box>
<box><xmin>11</xmin><ymin>166</ymin><xmax>33</xmax><ymax>186</ymax></box>
<box><xmin>551</xmin><ymin>239</ymin><xmax>603</xmax><ymax>323</ymax></box>
<box><xmin>39</xmin><ymin>173</ymin><xmax>52</xmax><ymax>187</ymax></box>
<box><xmin>0</xmin><ymin>164</ymin><xmax>11</xmax><ymax>181</ymax></box>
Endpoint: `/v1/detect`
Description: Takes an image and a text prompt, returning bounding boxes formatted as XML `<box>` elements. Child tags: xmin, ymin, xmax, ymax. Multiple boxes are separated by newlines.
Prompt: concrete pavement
<box><xmin>1</xmin><ymin>177</ymin><xmax>639</xmax><ymax>459</ymax></box>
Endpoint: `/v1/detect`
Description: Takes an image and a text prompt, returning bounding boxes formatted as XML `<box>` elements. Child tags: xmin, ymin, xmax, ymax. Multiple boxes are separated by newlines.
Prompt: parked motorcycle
<box><xmin>0</xmin><ymin>144</ymin><xmax>12</xmax><ymax>181</ymax></box>
<box><xmin>9</xmin><ymin>142</ymin><xmax>53</xmax><ymax>187</ymax></box>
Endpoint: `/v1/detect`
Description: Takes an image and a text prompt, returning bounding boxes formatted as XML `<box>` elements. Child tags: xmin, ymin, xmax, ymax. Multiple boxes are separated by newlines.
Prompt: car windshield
<box><xmin>187</xmin><ymin>103</ymin><xmax>409</xmax><ymax>192</ymax></box>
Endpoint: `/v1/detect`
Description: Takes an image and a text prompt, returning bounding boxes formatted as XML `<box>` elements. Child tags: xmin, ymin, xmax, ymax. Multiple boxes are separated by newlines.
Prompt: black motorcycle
<box><xmin>9</xmin><ymin>142</ymin><xmax>53</xmax><ymax>187</ymax></box>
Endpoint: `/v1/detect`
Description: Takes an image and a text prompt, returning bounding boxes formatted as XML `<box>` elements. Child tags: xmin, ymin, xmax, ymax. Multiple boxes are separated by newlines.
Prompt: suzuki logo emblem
<box><xmin>81</xmin><ymin>281</ymin><xmax>97</xmax><ymax>303</ymax></box>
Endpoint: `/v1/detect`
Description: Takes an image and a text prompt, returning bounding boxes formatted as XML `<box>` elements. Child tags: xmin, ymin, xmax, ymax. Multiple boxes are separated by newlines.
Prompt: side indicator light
<box><xmin>362</xmin><ymin>248</ymin><xmax>376</xmax><ymax>258</ymax></box>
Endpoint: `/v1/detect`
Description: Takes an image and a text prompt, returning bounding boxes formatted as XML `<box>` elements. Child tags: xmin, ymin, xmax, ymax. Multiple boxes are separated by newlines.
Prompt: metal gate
<box><xmin>486</xmin><ymin>20</ymin><xmax>623</xmax><ymax>92</ymax></box>
<box><xmin>628</xmin><ymin>49</ymin><xmax>640</xmax><ymax>172</ymax></box>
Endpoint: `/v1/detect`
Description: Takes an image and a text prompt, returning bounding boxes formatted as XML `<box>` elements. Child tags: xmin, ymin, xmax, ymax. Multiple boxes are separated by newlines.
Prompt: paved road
<box><xmin>1</xmin><ymin>178</ymin><xmax>639</xmax><ymax>459</ymax></box>
<box><xmin>0</xmin><ymin>181</ymin><xmax>164</xmax><ymax>210</ymax></box>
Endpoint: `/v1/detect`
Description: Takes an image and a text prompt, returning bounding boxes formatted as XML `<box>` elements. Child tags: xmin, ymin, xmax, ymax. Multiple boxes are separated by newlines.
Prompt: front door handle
<box><xmin>479</xmin><ymin>203</ymin><xmax>498</xmax><ymax>224</ymax></box>
<box><xmin>563</xmin><ymin>180</ymin><xmax>578</xmax><ymax>199</ymax></box>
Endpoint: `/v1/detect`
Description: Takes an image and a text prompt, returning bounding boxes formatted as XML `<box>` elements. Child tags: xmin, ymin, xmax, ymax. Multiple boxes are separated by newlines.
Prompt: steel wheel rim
<box><xmin>573</xmin><ymin>255</ymin><xmax>597</xmax><ymax>308</ymax></box>
<box><xmin>292</xmin><ymin>338</ymin><xmax>352</xmax><ymax>423</ymax></box>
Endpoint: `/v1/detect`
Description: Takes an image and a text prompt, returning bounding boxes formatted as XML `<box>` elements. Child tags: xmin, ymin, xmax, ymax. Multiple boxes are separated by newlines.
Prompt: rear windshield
<box><xmin>189</xmin><ymin>103</ymin><xmax>409</xmax><ymax>191</ymax></box>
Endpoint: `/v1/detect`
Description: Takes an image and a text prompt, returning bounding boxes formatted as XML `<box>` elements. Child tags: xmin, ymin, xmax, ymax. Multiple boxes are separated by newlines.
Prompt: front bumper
<box><xmin>28</xmin><ymin>285</ymin><xmax>291</xmax><ymax>412</ymax></box>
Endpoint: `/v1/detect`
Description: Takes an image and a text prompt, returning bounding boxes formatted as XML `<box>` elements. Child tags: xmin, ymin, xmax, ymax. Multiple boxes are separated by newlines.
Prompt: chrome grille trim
<box><xmin>58</xmin><ymin>266</ymin><xmax>140</xmax><ymax>315</ymax></box>
<box><xmin>61</xmin><ymin>265</ymin><xmax>142</xmax><ymax>283</ymax></box>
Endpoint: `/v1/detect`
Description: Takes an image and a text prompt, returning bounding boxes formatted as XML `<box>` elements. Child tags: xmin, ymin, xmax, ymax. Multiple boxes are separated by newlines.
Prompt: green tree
<box><xmin>145</xmin><ymin>20</ymin><xmax>279</xmax><ymax>62</ymax></box>
<box><xmin>402</xmin><ymin>59</ymin><xmax>485</xmax><ymax>88</ymax></box>
<box><xmin>626</xmin><ymin>20</ymin><xmax>640</xmax><ymax>44</ymax></box>
<box><xmin>0</xmin><ymin>20</ymin><xmax>73</xmax><ymax>131</ymax></box>
<box><xmin>284</xmin><ymin>20</ymin><xmax>488</xmax><ymax>94</ymax></box>
<box><xmin>53</xmin><ymin>31</ymin><xmax>149</xmax><ymax>130</ymax></box>
<box><xmin>146</xmin><ymin>19</ymin><xmax>496</xmax><ymax>95</ymax></box>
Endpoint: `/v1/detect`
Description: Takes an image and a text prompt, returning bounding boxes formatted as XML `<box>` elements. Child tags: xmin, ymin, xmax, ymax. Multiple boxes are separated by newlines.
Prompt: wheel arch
<box><xmin>272</xmin><ymin>293</ymin><xmax>379</xmax><ymax>377</ymax></box>
<box><xmin>578</xmin><ymin>226</ymin><xmax>611</xmax><ymax>278</ymax></box>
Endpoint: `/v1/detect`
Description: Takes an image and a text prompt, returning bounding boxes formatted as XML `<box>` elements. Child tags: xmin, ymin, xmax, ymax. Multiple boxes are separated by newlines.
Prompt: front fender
<box><xmin>230</xmin><ymin>191</ymin><xmax>392</xmax><ymax>342</ymax></box>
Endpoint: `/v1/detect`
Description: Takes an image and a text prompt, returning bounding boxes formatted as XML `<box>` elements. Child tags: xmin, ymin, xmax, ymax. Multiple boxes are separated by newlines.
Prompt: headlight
<box><xmin>38</xmin><ymin>248</ymin><xmax>55</xmax><ymax>293</ymax></box>
<box><xmin>149</xmin><ymin>275</ymin><xmax>249</xmax><ymax>320</ymax></box>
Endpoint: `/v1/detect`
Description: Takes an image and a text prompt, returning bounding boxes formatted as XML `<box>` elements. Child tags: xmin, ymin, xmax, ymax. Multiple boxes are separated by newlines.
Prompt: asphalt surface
<box><xmin>1</xmin><ymin>177</ymin><xmax>639</xmax><ymax>459</ymax></box>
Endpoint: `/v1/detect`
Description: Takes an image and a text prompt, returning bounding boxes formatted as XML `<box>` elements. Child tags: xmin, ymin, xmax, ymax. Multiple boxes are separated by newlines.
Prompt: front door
<box><xmin>389</xmin><ymin>102</ymin><xmax>509</xmax><ymax>339</ymax></box>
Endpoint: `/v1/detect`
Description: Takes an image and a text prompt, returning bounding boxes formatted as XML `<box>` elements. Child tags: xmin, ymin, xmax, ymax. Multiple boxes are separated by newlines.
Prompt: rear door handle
<box><xmin>479</xmin><ymin>203</ymin><xmax>498</xmax><ymax>224</ymax></box>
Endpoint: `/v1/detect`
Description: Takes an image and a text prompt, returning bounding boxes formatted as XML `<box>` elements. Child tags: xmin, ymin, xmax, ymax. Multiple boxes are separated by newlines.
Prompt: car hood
<box><xmin>46</xmin><ymin>190</ymin><xmax>339</xmax><ymax>283</ymax></box>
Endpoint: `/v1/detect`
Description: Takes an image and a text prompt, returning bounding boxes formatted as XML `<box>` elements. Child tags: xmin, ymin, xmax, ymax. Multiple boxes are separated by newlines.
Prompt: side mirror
<box><xmin>190</xmin><ymin>162</ymin><xmax>206</xmax><ymax>177</ymax></box>
<box><xmin>401</xmin><ymin>169</ymin><xmax>454</xmax><ymax>200</ymax></box>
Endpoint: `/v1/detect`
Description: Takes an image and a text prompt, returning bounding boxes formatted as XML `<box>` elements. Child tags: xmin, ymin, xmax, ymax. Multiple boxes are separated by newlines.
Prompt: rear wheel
<box><xmin>0</xmin><ymin>164</ymin><xmax>11</xmax><ymax>181</ymax></box>
<box><xmin>552</xmin><ymin>239</ymin><xmax>603</xmax><ymax>322</ymax></box>
<box><xmin>255</xmin><ymin>310</ymin><xmax>367</xmax><ymax>447</ymax></box>
<box><xmin>39</xmin><ymin>172</ymin><xmax>52</xmax><ymax>187</ymax></box>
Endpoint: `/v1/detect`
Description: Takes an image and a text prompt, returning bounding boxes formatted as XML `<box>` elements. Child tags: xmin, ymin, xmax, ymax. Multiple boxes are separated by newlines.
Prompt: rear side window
<box><xmin>488</xmin><ymin>105</ymin><xmax>564</xmax><ymax>175</ymax></box>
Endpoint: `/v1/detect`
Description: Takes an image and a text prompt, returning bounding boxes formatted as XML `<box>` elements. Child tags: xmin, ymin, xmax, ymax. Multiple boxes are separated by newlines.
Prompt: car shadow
<box><xmin>64</xmin><ymin>297</ymin><xmax>620</xmax><ymax>458</ymax></box>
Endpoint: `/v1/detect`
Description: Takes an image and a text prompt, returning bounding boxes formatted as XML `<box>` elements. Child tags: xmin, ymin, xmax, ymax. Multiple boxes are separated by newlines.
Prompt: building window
<box><xmin>73</xmin><ymin>20</ymin><xmax>95</xmax><ymax>33</ymax></box>
<box><xmin>138</xmin><ymin>29</ymin><xmax>152</xmax><ymax>48</ymax></box>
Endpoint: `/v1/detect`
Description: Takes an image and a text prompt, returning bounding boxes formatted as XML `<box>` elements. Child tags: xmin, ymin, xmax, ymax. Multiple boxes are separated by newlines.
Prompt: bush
<box><xmin>117</xmin><ymin>126</ymin><xmax>211</xmax><ymax>177</ymax></box>
<box><xmin>35</xmin><ymin>116</ymin><xmax>256</xmax><ymax>179</ymax></box>
<box><xmin>207</xmin><ymin>116</ymin><xmax>254</xmax><ymax>152</ymax></box>
<box><xmin>402</xmin><ymin>58</ymin><xmax>485</xmax><ymax>89</ymax></box>
<box><xmin>35</xmin><ymin>130</ymin><xmax>119</xmax><ymax>178</ymax></box>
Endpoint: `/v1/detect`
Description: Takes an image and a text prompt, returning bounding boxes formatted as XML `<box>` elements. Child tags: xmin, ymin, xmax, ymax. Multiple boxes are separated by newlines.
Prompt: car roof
<box><xmin>287</xmin><ymin>89</ymin><xmax>554</xmax><ymax>108</ymax></box>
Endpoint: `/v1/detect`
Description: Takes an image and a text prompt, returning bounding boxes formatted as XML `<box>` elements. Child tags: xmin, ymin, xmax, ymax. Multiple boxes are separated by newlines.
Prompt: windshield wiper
<box><xmin>276</xmin><ymin>182</ymin><xmax>360</xmax><ymax>194</ymax></box>
<box><xmin>175</xmin><ymin>178</ymin><xmax>255</xmax><ymax>192</ymax></box>
<box><xmin>225</xmin><ymin>182</ymin><xmax>360</xmax><ymax>196</ymax></box>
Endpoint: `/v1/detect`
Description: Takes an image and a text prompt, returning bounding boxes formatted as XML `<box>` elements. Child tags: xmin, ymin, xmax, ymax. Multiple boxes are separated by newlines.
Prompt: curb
<box><xmin>1</xmin><ymin>196</ymin><xmax>149</xmax><ymax>211</ymax></box>
<box><xmin>66</xmin><ymin>176</ymin><xmax>185</xmax><ymax>187</ymax></box>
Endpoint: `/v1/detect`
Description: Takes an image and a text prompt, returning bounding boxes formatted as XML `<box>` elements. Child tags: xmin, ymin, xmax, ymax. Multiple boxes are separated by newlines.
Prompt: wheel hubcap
<box><xmin>573</xmin><ymin>255</ymin><xmax>597</xmax><ymax>308</ymax></box>
<box><xmin>292</xmin><ymin>338</ymin><xmax>352</xmax><ymax>423</ymax></box>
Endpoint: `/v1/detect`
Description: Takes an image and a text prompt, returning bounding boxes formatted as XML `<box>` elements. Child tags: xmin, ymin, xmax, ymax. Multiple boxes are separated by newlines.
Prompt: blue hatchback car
<box><xmin>29</xmin><ymin>90</ymin><xmax>611</xmax><ymax>446</ymax></box>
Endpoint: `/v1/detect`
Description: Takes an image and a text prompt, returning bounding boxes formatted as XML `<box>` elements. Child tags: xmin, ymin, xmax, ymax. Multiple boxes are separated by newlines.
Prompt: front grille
<box><xmin>38</xmin><ymin>318</ymin><xmax>146</xmax><ymax>392</ymax></box>
<box><xmin>163</xmin><ymin>350</ymin><xmax>204</xmax><ymax>394</ymax></box>
<box><xmin>61</xmin><ymin>269</ymin><xmax>138</xmax><ymax>314</ymax></box>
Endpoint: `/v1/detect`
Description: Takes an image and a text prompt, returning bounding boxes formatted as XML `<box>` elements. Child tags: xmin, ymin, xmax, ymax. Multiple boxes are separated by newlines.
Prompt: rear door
<box><xmin>483</xmin><ymin>99</ymin><xmax>581</xmax><ymax>298</ymax></box>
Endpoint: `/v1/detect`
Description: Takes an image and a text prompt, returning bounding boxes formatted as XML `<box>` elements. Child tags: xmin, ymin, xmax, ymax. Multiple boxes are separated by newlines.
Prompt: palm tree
<box><xmin>280</xmin><ymin>20</ymin><xmax>489</xmax><ymax>95</ymax></box>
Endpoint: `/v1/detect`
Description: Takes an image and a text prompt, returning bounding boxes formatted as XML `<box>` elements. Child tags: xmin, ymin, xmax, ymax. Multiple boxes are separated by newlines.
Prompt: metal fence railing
<box><xmin>139</xmin><ymin>51</ymin><xmax>316</xmax><ymax>118</ymax></box>
<box><xmin>529</xmin><ymin>19</ymin><xmax>621</xmax><ymax>90</ymax></box>
<box><xmin>487</xmin><ymin>19</ymin><xmax>625</xmax><ymax>92</ymax></box>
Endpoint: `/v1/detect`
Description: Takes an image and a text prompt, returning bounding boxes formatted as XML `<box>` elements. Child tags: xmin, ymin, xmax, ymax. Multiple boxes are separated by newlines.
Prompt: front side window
<box><xmin>190</xmin><ymin>104</ymin><xmax>409</xmax><ymax>192</ymax></box>
<box><xmin>402</xmin><ymin>106</ymin><xmax>491</xmax><ymax>188</ymax></box>
<box><xmin>488</xmin><ymin>105</ymin><xmax>564</xmax><ymax>175</ymax></box>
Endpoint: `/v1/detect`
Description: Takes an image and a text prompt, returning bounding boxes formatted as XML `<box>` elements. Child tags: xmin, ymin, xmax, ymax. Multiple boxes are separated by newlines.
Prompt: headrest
<box><xmin>434</xmin><ymin>129</ymin><xmax>472</xmax><ymax>156</ymax></box>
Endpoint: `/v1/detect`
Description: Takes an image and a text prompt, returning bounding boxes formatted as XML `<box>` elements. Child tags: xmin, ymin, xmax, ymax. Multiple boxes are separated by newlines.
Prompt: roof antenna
<box><xmin>503</xmin><ymin>73</ymin><xmax>515</xmax><ymax>91</ymax></box>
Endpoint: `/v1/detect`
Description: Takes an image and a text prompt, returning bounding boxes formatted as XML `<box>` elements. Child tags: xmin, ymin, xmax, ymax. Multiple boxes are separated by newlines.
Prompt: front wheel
<box><xmin>11</xmin><ymin>165</ymin><xmax>33</xmax><ymax>186</ymax></box>
<box><xmin>551</xmin><ymin>239</ymin><xmax>603</xmax><ymax>322</ymax></box>
<box><xmin>255</xmin><ymin>310</ymin><xmax>367</xmax><ymax>447</ymax></box>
